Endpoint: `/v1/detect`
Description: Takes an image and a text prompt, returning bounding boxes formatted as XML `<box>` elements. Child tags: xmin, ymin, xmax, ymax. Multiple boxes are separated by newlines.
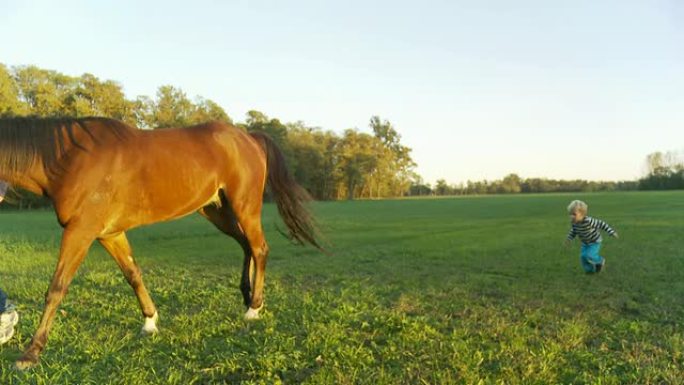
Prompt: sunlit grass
<box><xmin>1</xmin><ymin>191</ymin><xmax>683</xmax><ymax>384</ymax></box>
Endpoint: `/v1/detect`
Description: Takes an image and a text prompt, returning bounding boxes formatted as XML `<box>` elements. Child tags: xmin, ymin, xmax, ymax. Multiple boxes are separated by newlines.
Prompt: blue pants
<box><xmin>580</xmin><ymin>242</ymin><xmax>604</xmax><ymax>273</ymax></box>
<box><xmin>0</xmin><ymin>288</ymin><xmax>7</xmax><ymax>312</ymax></box>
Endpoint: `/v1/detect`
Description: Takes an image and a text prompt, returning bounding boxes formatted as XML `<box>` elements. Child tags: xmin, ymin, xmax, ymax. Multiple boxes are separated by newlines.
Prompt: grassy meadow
<box><xmin>1</xmin><ymin>191</ymin><xmax>683</xmax><ymax>384</ymax></box>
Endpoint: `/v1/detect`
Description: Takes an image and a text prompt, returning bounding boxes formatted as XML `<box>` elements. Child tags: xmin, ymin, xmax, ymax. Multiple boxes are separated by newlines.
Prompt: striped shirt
<box><xmin>567</xmin><ymin>216</ymin><xmax>616</xmax><ymax>244</ymax></box>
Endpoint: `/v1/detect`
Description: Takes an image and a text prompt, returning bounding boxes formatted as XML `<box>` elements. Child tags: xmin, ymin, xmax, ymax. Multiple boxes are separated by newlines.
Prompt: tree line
<box><xmin>0</xmin><ymin>64</ymin><xmax>230</xmax><ymax>128</ymax></box>
<box><xmin>412</xmin><ymin>151</ymin><xmax>684</xmax><ymax>197</ymax></box>
<box><xmin>0</xmin><ymin>63</ymin><xmax>416</xmax><ymax>205</ymax></box>
<box><xmin>412</xmin><ymin>174</ymin><xmax>640</xmax><ymax>196</ymax></box>
<box><xmin>1</xmin><ymin>63</ymin><xmax>681</xmax><ymax>208</ymax></box>
<box><xmin>638</xmin><ymin>151</ymin><xmax>684</xmax><ymax>190</ymax></box>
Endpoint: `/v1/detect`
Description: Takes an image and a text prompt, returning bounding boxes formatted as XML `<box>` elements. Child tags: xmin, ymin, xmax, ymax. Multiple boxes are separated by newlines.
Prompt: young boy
<box><xmin>0</xmin><ymin>180</ymin><xmax>19</xmax><ymax>345</ymax></box>
<box><xmin>565</xmin><ymin>200</ymin><xmax>619</xmax><ymax>273</ymax></box>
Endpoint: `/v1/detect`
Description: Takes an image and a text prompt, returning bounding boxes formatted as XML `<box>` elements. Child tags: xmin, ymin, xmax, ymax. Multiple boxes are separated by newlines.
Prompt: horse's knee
<box><xmin>260</xmin><ymin>242</ymin><xmax>270</xmax><ymax>258</ymax></box>
<box><xmin>44</xmin><ymin>284</ymin><xmax>66</xmax><ymax>303</ymax></box>
<box><xmin>125</xmin><ymin>266</ymin><xmax>143</xmax><ymax>287</ymax></box>
<box><xmin>253</xmin><ymin>243</ymin><xmax>269</xmax><ymax>267</ymax></box>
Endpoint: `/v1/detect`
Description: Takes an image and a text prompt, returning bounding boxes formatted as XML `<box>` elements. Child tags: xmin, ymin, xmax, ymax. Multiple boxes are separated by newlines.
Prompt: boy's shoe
<box><xmin>0</xmin><ymin>310</ymin><xmax>19</xmax><ymax>344</ymax></box>
<box><xmin>595</xmin><ymin>261</ymin><xmax>604</xmax><ymax>273</ymax></box>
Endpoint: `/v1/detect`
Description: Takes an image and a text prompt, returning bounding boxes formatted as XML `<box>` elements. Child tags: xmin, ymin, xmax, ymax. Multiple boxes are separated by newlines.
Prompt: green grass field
<box><xmin>1</xmin><ymin>191</ymin><xmax>683</xmax><ymax>384</ymax></box>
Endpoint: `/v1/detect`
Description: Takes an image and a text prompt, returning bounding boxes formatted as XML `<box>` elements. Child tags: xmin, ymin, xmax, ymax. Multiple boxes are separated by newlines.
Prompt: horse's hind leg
<box><xmin>198</xmin><ymin>202</ymin><xmax>254</xmax><ymax>309</ymax></box>
<box><xmin>98</xmin><ymin>232</ymin><xmax>158</xmax><ymax>334</ymax></box>
<box><xmin>228</xmin><ymin>199</ymin><xmax>269</xmax><ymax>320</ymax></box>
<box><xmin>200</xmin><ymin>187</ymin><xmax>269</xmax><ymax>321</ymax></box>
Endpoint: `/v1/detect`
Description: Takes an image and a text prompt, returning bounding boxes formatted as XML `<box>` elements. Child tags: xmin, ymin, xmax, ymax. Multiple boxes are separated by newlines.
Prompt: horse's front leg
<box><xmin>16</xmin><ymin>227</ymin><xmax>94</xmax><ymax>370</ymax></box>
<box><xmin>98</xmin><ymin>232</ymin><xmax>158</xmax><ymax>334</ymax></box>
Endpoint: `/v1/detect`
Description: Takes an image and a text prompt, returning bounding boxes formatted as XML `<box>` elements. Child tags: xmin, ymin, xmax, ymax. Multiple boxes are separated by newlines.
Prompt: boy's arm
<box><xmin>596</xmin><ymin>218</ymin><xmax>618</xmax><ymax>238</ymax></box>
<box><xmin>565</xmin><ymin>227</ymin><xmax>576</xmax><ymax>244</ymax></box>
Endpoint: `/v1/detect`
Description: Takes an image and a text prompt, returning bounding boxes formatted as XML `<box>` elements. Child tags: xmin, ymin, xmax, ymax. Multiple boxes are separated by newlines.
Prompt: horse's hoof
<box><xmin>15</xmin><ymin>356</ymin><xmax>38</xmax><ymax>371</ymax></box>
<box><xmin>141</xmin><ymin>311</ymin><xmax>159</xmax><ymax>335</ymax></box>
<box><xmin>244</xmin><ymin>305</ymin><xmax>263</xmax><ymax>321</ymax></box>
<box><xmin>141</xmin><ymin>325</ymin><xmax>159</xmax><ymax>336</ymax></box>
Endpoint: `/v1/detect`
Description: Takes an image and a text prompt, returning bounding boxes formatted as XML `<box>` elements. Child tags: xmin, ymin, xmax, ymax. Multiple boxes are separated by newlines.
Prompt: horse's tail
<box><xmin>250</xmin><ymin>131</ymin><xmax>323</xmax><ymax>251</ymax></box>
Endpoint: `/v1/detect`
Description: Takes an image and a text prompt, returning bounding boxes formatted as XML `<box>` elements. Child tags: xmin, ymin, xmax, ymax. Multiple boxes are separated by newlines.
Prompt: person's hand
<box><xmin>613</xmin><ymin>232</ymin><xmax>619</xmax><ymax>239</ymax></box>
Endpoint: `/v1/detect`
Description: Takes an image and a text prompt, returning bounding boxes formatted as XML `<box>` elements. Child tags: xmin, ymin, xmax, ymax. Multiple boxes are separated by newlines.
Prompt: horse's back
<box><xmin>53</xmin><ymin>120</ymin><xmax>266</xmax><ymax>233</ymax></box>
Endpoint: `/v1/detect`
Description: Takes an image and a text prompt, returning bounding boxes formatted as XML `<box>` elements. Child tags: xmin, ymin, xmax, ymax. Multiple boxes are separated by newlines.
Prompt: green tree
<box><xmin>337</xmin><ymin>129</ymin><xmax>377</xmax><ymax>200</ymax></box>
<box><xmin>0</xmin><ymin>64</ymin><xmax>28</xmax><ymax>116</ymax></box>
<box><xmin>242</xmin><ymin>110</ymin><xmax>287</xmax><ymax>143</ymax></box>
<box><xmin>151</xmin><ymin>85</ymin><xmax>195</xmax><ymax>128</ymax></box>
<box><xmin>409</xmin><ymin>175</ymin><xmax>432</xmax><ymax>196</ymax></box>
<box><xmin>241</xmin><ymin>110</ymin><xmax>294</xmax><ymax>169</ymax></box>
<box><xmin>500</xmin><ymin>173</ymin><xmax>522</xmax><ymax>193</ymax></box>
<box><xmin>370</xmin><ymin>116</ymin><xmax>401</xmax><ymax>152</ymax></box>
<box><xmin>287</xmin><ymin>122</ymin><xmax>338</xmax><ymax>200</ymax></box>
<box><xmin>14</xmin><ymin>65</ymin><xmax>76</xmax><ymax>116</ymax></box>
<box><xmin>435</xmin><ymin>179</ymin><xmax>450</xmax><ymax>196</ymax></box>
<box><xmin>640</xmin><ymin>151</ymin><xmax>684</xmax><ymax>190</ymax></box>
<box><xmin>189</xmin><ymin>97</ymin><xmax>232</xmax><ymax>125</ymax></box>
<box><xmin>69</xmin><ymin>73</ymin><xmax>133</xmax><ymax>123</ymax></box>
<box><xmin>368</xmin><ymin>116</ymin><xmax>416</xmax><ymax>197</ymax></box>
<box><xmin>132</xmin><ymin>95</ymin><xmax>155</xmax><ymax>128</ymax></box>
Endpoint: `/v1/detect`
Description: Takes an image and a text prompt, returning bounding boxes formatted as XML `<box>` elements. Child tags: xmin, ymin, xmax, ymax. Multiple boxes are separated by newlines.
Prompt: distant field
<box><xmin>1</xmin><ymin>191</ymin><xmax>683</xmax><ymax>384</ymax></box>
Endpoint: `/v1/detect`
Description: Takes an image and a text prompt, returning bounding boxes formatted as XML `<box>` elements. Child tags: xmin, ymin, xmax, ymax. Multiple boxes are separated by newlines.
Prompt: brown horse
<box><xmin>0</xmin><ymin>117</ymin><xmax>320</xmax><ymax>369</ymax></box>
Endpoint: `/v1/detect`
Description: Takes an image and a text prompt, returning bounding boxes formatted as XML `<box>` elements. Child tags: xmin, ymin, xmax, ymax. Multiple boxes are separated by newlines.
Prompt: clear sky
<box><xmin>2</xmin><ymin>0</ymin><xmax>683</xmax><ymax>184</ymax></box>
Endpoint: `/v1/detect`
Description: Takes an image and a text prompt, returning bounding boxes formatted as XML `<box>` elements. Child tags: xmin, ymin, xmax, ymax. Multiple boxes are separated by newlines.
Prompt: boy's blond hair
<box><xmin>567</xmin><ymin>200</ymin><xmax>588</xmax><ymax>214</ymax></box>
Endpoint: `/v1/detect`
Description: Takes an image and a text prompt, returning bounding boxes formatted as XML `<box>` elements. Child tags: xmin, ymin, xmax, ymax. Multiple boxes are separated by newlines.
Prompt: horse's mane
<box><xmin>0</xmin><ymin>116</ymin><xmax>134</xmax><ymax>176</ymax></box>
